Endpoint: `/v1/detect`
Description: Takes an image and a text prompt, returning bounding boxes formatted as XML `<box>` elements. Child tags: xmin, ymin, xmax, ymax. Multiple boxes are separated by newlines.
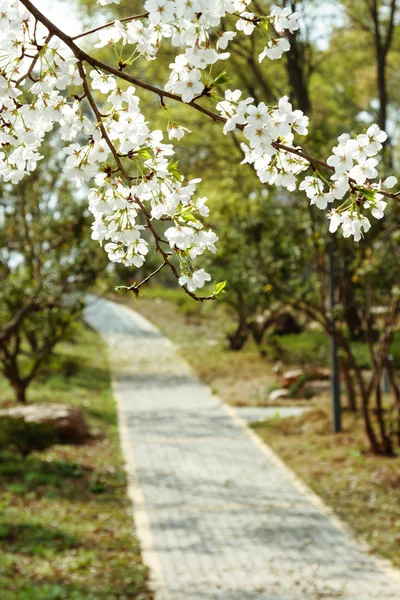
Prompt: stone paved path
<box><xmin>85</xmin><ymin>296</ymin><xmax>400</xmax><ymax>600</ymax></box>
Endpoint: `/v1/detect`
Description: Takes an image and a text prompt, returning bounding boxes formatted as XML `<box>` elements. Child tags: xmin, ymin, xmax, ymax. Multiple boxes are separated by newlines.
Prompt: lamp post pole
<box><xmin>327</xmin><ymin>237</ymin><xmax>342</xmax><ymax>433</ymax></box>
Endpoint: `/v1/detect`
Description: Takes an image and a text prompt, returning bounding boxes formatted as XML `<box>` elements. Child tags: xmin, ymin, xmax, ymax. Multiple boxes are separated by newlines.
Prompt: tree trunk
<box><xmin>375</xmin><ymin>36</ymin><xmax>388</xmax><ymax>134</ymax></box>
<box><xmin>384</xmin><ymin>359</ymin><xmax>400</xmax><ymax>447</ymax></box>
<box><xmin>360</xmin><ymin>385</ymin><xmax>381</xmax><ymax>454</ymax></box>
<box><xmin>13</xmin><ymin>381</ymin><xmax>27</xmax><ymax>403</ymax></box>
<box><xmin>227</xmin><ymin>321</ymin><xmax>248</xmax><ymax>351</ymax></box>
<box><xmin>341</xmin><ymin>359</ymin><xmax>357</xmax><ymax>412</ymax></box>
<box><xmin>285</xmin><ymin>33</ymin><xmax>311</xmax><ymax>114</ymax></box>
<box><xmin>339</xmin><ymin>336</ymin><xmax>382</xmax><ymax>453</ymax></box>
<box><xmin>375</xmin><ymin>381</ymin><xmax>394</xmax><ymax>456</ymax></box>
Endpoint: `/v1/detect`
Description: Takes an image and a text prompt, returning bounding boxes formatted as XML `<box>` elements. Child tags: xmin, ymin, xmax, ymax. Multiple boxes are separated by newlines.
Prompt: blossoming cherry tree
<box><xmin>0</xmin><ymin>0</ymin><xmax>398</xmax><ymax>297</ymax></box>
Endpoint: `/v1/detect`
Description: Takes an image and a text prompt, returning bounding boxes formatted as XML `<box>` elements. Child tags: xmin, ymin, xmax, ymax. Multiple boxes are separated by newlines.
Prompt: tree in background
<box><xmin>0</xmin><ymin>147</ymin><xmax>107</xmax><ymax>402</ymax></box>
<box><xmin>2</xmin><ymin>0</ymin><xmax>399</xmax><ymax>297</ymax></box>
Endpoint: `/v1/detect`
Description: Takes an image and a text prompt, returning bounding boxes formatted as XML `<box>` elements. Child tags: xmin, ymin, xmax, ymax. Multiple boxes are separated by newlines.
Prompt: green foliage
<box><xmin>0</xmin><ymin>138</ymin><xmax>108</xmax><ymax>402</ymax></box>
<box><xmin>272</xmin><ymin>331</ymin><xmax>329</xmax><ymax>367</ymax></box>
<box><xmin>262</xmin><ymin>330</ymin><xmax>400</xmax><ymax>370</ymax></box>
<box><xmin>0</xmin><ymin>417</ymin><xmax>59</xmax><ymax>457</ymax></box>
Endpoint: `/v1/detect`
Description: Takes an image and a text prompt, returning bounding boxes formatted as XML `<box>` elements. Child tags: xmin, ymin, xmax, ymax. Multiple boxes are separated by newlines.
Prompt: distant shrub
<box><xmin>262</xmin><ymin>331</ymin><xmax>329</xmax><ymax>366</ymax></box>
<box><xmin>0</xmin><ymin>417</ymin><xmax>59</xmax><ymax>457</ymax></box>
<box><xmin>142</xmin><ymin>284</ymin><xmax>204</xmax><ymax>319</ymax></box>
<box><xmin>262</xmin><ymin>329</ymin><xmax>400</xmax><ymax>370</ymax></box>
<box><xmin>279</xmin><ymin>331</ymin><xmax>329</xmax><ymax>366</ymax></box>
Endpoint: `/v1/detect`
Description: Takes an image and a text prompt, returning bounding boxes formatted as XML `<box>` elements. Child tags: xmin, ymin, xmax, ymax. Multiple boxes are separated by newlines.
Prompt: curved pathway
<box><xmin>85</xmin><ymin>296</ymin><xmax>400</xmax><ymax>600</ymax></box>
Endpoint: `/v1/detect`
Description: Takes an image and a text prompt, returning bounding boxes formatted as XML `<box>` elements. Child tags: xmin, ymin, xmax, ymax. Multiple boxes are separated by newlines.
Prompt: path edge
<box><xmin>113</xmin><ymin>375</ymin><xmax>170</xmax><ymax>600</ymax></box>
<box><xmin>85</xmin><ymin>295</ymin><xmax>169</xmax><ymax>599</ymax></box>
<box><xmin>222</xmin><ymin>400</ymin><xmax>400</xmax><ymax>585</ymax></box>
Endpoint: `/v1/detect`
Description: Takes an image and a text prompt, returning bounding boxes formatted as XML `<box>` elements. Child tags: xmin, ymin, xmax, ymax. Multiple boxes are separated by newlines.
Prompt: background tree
<box><xmin>0</xmin><ymin>147</ymin><xmax>107</xmax><ymax>403</ymax></box>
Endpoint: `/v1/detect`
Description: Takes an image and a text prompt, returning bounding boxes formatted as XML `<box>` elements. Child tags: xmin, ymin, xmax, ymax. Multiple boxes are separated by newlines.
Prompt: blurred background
<box><xmin>0</xmin><ymin>1</ymin><xmax>399</xmax><ymax>598</ymax></box>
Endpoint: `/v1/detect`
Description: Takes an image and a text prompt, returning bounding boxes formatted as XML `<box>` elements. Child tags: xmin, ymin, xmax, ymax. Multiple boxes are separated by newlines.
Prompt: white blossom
<box><xmin>179</xmin><ymin>269</ymin><xmax>211</xmax><ymax>292</ymax></box>
<box><xmin>270</xmin><ymin>5</ymin><xmax>299</xmax><ymax>34</ymax></box>
<box><xmin>259</xmin><ymin>38</ymin><xmax>290</xmax><ymax>62</ymax></box>
<box><xmin>0</xmin><ymin>0</ymin><xmax>396</xmax><ymax>293</ymax></box>
<box><xmin>90</xmin><ymin>70</ymin><xmax>117</xmax><ymax>94</ymax></box>
<box><xmin>172</xmin><ymin>69</ymin><xmax>204</xmax><ymax>103</ymax></box>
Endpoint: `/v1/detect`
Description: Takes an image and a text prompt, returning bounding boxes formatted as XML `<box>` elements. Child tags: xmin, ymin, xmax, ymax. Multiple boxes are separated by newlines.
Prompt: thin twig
<box><xmin>77</xmin><ymin>62</ymin><xmax>216</xmax><ymax>302</ymax></box>
<box><xmin>72</xmin><ymin>13</ymin><xmax>149</xmax><ymax>41</ymax></box>
<box><xmin>15</xmin><ymin>32</ymin><xmax>52</xmax><ymax>85</ymax></box>
<box><xmin>123</xmin><ymin>260</ymin><xmax>167</xmax><ymax>295</ymax></box>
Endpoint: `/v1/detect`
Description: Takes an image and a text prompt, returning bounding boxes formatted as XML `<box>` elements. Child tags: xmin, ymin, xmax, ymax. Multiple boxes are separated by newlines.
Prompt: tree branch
<box><xmin>18</xmin><ymin>0</ymin><xmax>400</xmax><ymax>203</ymax></box>
<box><xmin>72</xmin><ymin>13</ymin><xmax>149</xmax><ymax>41</ymax></box>
<box><xmin>119</xmin><ymin>261</ymin><xmax>168</xmax><ymax>295</ymax></box>
<box><xmin>77</xmin><ymin>62</ymin><xmax>216</xmax><ymax>302</ymax></box>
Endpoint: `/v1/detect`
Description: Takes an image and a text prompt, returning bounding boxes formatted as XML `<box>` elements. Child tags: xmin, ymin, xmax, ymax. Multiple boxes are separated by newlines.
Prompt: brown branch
<box><xmin>0</xmin><ymin>298</ymin><xmax>39</xmax><ymax>344</ymax></box>
<box><xmin>18</xmin><ymin>0</ymin><xmax>400</xmax><ymax>204</ymax></box>
<box><xmin>15</xmin><ymin>32</ymin><xmax>53</xmax><ymax>85</ymax></box>
<box><xmin>77</xmin><ymin>62</ymin><xmax>216</xmax><ymax>302</ymax></box>
<box><xmin>121</xmin><ymin>260</ymin><xmax>168</xmax><ymax>295</ymax></box>
<box><xmin>72</xmin><ymin>13</ymin><xmax>149</xmax><ymax>41</ymax></box>
<box><xmin>383</xmin><ymin>0</ymin><xmax>397</xmax><ymax>56</ymax></box>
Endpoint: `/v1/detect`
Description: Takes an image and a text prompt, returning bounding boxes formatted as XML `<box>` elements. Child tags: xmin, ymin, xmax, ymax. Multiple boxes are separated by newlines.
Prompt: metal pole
<box><xmin>327</xmin><ymin>238</ymin><xmax>342</xmax><ymax>433</ymax></box>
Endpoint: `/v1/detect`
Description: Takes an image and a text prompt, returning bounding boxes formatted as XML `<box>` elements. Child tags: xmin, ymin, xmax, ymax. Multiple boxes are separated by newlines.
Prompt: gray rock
<box><xmin>0</xmin><ymin>403</ymin><xmax>89</xmax><ymax>443</ymax></box>
<box><xmin>268</xmin><ymin>388</ymin><xmax>289</xmax><ymax>402</ymax></box>
<box><xmin>281</xmin><ymin>368</ymin><xmax>305</xmax><ymax>387</ymax></box>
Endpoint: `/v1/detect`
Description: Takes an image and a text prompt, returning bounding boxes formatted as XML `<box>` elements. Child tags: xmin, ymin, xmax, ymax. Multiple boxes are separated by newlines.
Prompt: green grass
<box><xmin>0</xmin><ymin>323</ymin><xmax>152</xmax><ymax>600</ymax></box>
<box><xmin>271</xmin><ymin>330</ymin><xmax>400</xmax><ymax>369</ymax></box>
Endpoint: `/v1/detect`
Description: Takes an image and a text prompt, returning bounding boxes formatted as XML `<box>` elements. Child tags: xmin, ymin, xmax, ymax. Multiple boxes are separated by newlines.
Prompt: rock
<box><xmin>272</xmin><ymin>360</ymin><xmax>283</xmax><ymax>374</ymax></box>
<box><xmin>268</xmin><ymin>388</ymin><xmax>289</xmax><ymax>402</ymax></box>
<box><xmin>0</xmin><ymin>404</ymin><xmax>89</xmax><ymax>443</ymax></box>
<box><xmin>281</xmin><ymin>368</ymin><xmax>305</xmax><ymax>388</ymax></box>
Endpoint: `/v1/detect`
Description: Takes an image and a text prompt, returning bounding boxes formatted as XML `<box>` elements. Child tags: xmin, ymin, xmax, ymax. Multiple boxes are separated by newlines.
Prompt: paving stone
<box><xmin>85</xmin><ymin>296</ymin><xmax>400</xmax><ymax>600</ymax></box>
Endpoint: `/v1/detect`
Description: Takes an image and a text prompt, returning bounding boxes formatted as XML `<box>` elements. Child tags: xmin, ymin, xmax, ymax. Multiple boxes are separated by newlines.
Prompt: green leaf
<box><xmin>210</xmin><ymin>70</ymin><xmax>231</xmax><ymax>88</ymax></box>
<box><xmin>137</xmin><ymin>147</ymin><xmax>151</xmax><ymax>159</ymax></box>
<box><xmin>168</xmin><ymin>160</ymin><xmax>181</xmax><ymax>181</ymax></box>
<box><xmin>212</xmin><ymin>281</ymin><xmax>227</xmax><ymax>297</ymax></box>
<box><xmin>181</xmin><ymin>212</ymin><xmax>197</xmax><ymax>223</ymax></box>
<box><xmin>359</xmin><ymin>188</ymin><xmax>376</xmax><ymax>201</ymax></box>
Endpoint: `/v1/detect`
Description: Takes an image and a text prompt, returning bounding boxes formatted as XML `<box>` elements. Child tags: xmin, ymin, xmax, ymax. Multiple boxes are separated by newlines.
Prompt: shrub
<box><xmin>0</xmin><ymin>417</ymin><xmax>59</xmax><ymax>457</ymax></box>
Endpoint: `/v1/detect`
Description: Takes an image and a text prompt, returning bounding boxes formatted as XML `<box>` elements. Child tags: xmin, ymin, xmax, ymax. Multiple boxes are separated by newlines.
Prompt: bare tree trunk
<box><xmin>338</xmin><ymin>333</ymin><xmax>382</xmax><ymax>453</ymax></box>
<box><xmin>377</xmin><ymin>53</ymin><xmax>388</xmax><ymax>133</ymax></box>
<box><xmin>12</xmin><ymin>380</ymin><xmax>27</xmax><ymax>403</ymax></box>
<box><xmin>227</xmin><ymin>325</ymin><xmax>248</xmax><ymax>351</ymax></box>
<box><xmin>341</xmin><ymin>358</ymin><xmax>357</xmax><ymax>412</ymax></box>
<box><xmin>384</xmin><ymin>359</ymin><xmax>400</xmax><ymax>447</ymax></box>
<box><xmin>285</xmin><ymin>32</ymin><xmax>311</xmax><ymax>114</ymax></box>
<box><xmin>370</xmin><ymin>0</ymin><xmax>397</xmax><ymax>164</ymax></box>
<box><xmin>360</xmin><ymin>383</ymin><xmax>381</xmax><ymax>454</ymax></box>
<box><xmin>375</xmin><ymin>380</ymin><xmax>394</xmax><ymax>455</ymax></box>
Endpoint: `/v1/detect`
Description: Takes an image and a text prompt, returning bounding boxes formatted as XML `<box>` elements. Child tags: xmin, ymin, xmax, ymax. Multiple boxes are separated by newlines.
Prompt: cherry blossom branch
<box><xmin>72</xmin><ymin>13</ymin><xmax>149</xmax><ymax>41</ymax></box>
<box><xmin>118</xmin><ymin>260</ymin><xmax>168</xmax><ymax>295</ymax></box>
<box><xmin>19</xmin><ymin>1</ymin><xmax>400</xmax><ymax>205</ymax></box>
<box><xmin>15</xmin><ymin>32</ymin><xmax>53</xmax><ymax>85</ymax></box>
<box><xmin>233</xmin><ymin>12</ymin><xmax>261</xmax><ymax>24</ymax></box>
<box><xmin>77</xmin><ymin>62</ymin><xmax>216</xmax><ymax>302</ymax></box>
